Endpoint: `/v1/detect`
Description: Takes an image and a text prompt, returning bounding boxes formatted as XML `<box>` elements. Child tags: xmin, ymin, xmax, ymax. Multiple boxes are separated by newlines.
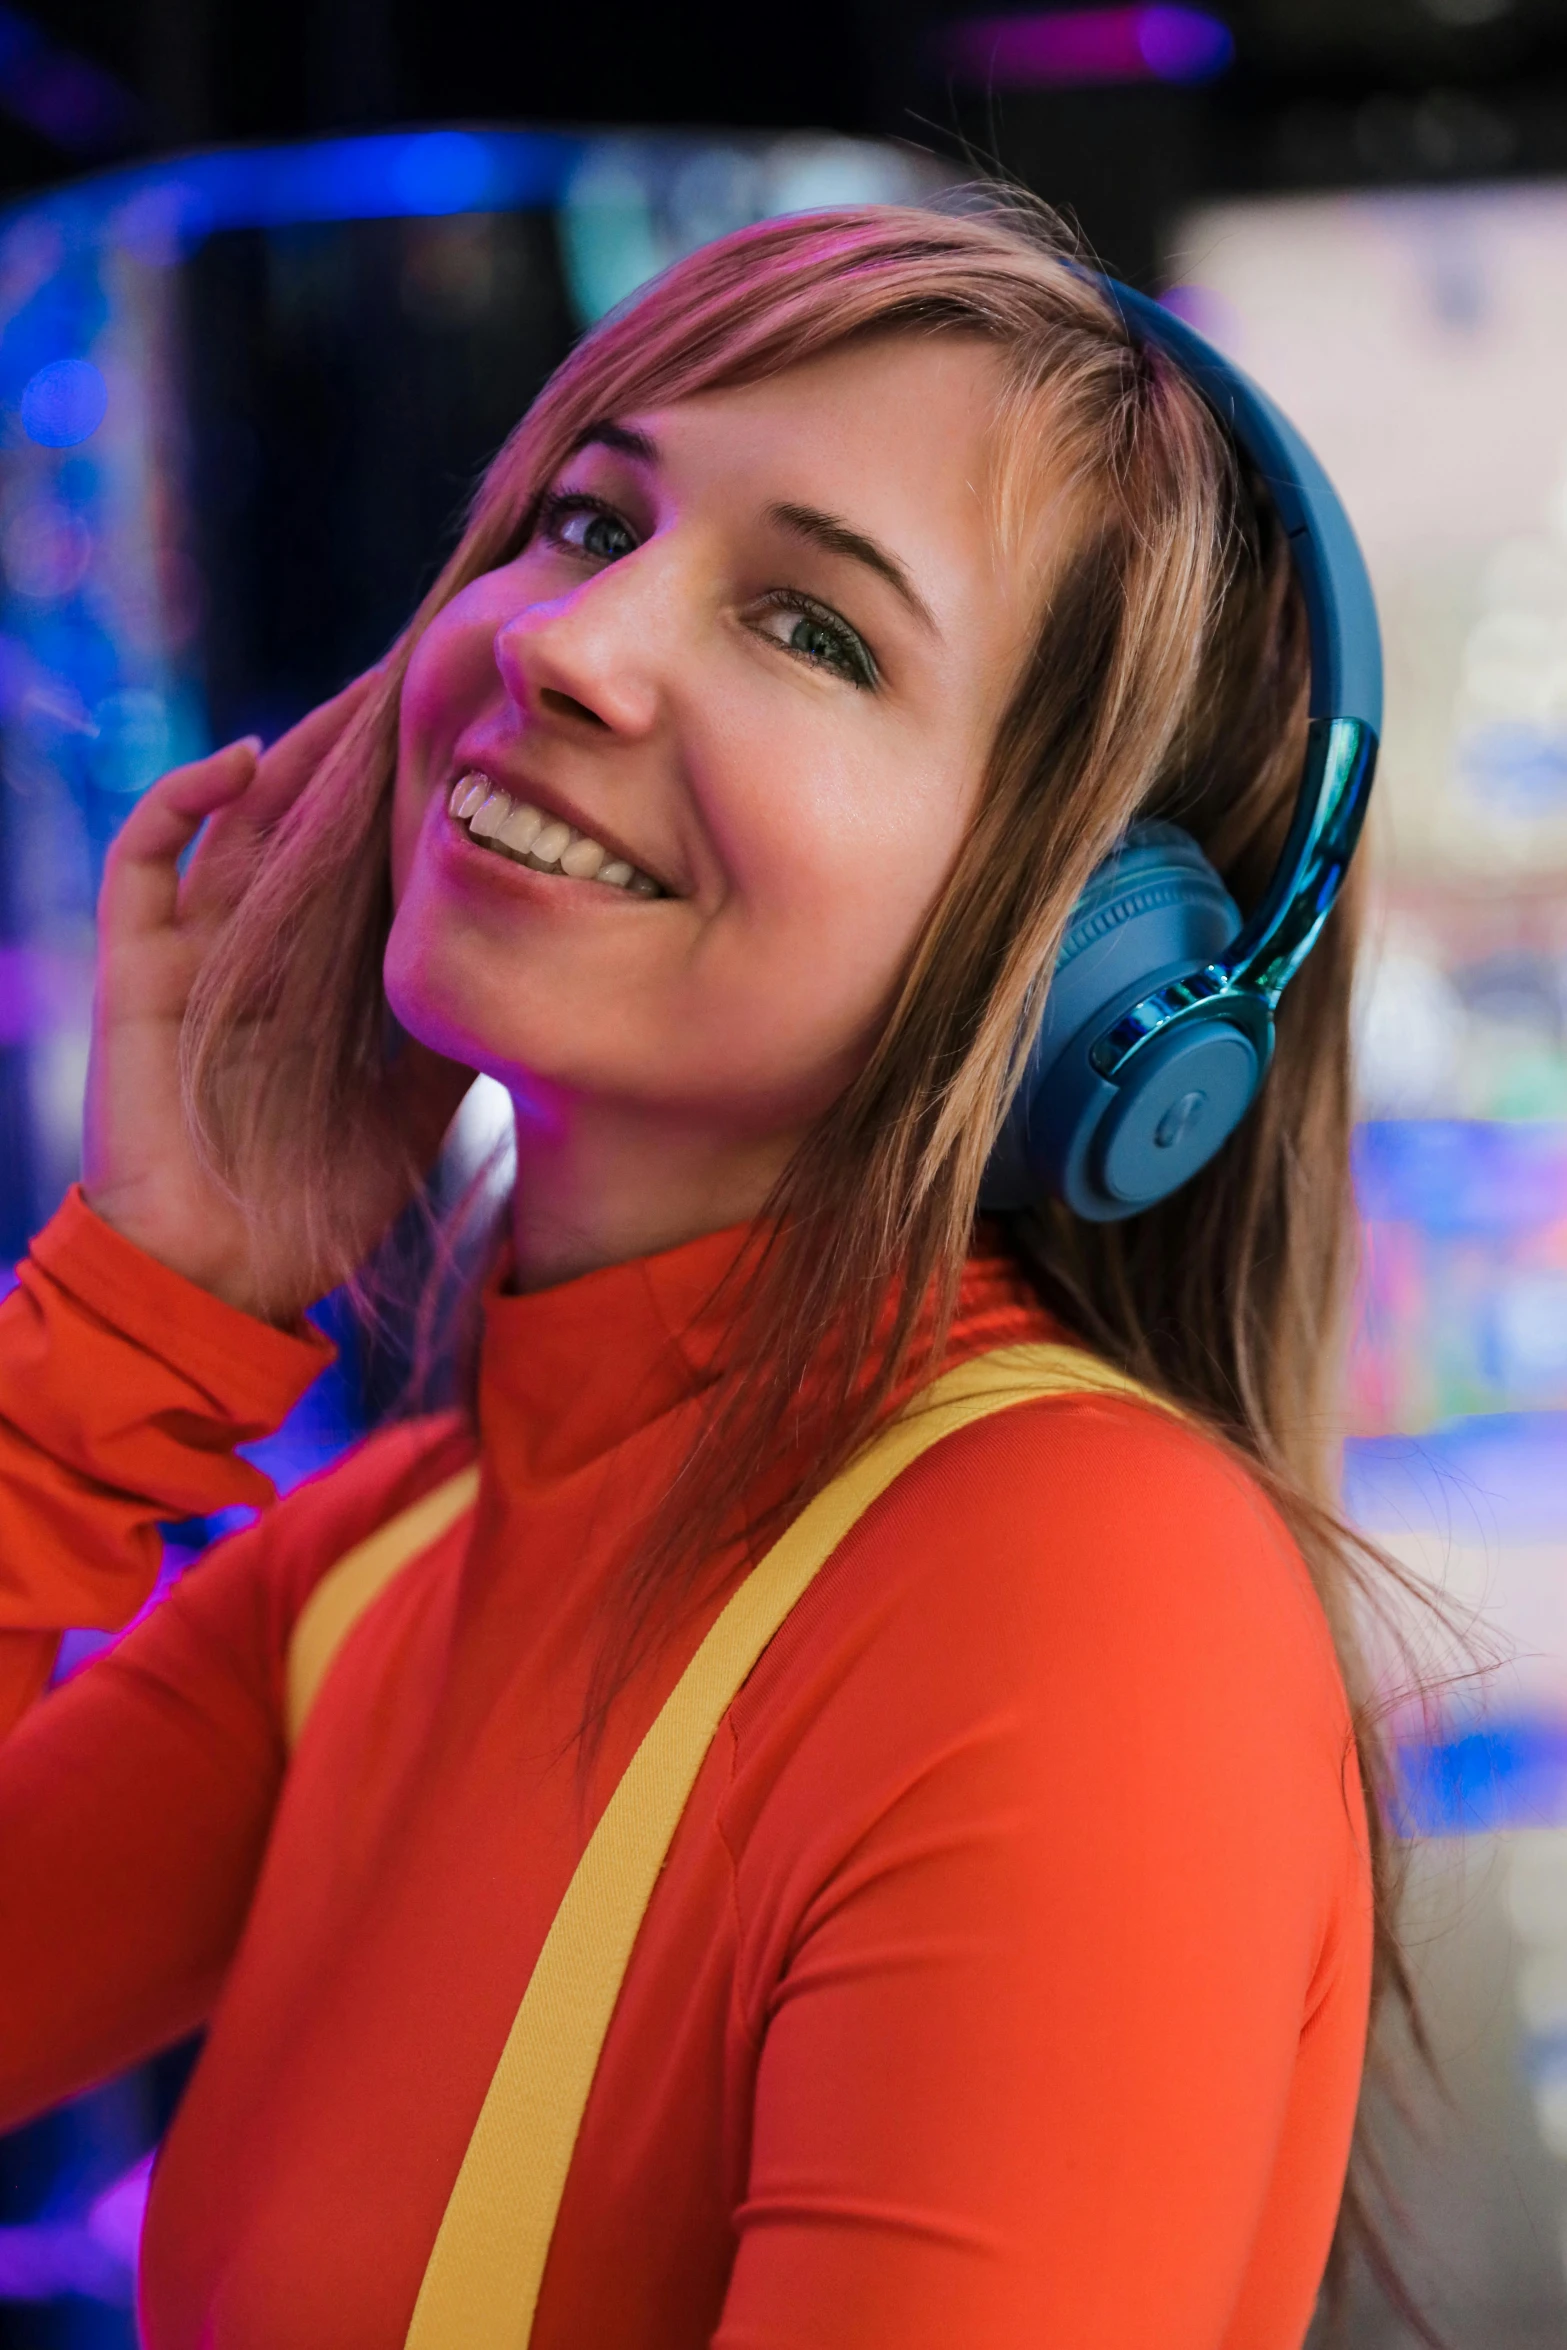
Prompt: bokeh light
<box><xmin>20</xmin><ymin>356</ymin><xmax>107</xmax><ymax>448</ymax></box>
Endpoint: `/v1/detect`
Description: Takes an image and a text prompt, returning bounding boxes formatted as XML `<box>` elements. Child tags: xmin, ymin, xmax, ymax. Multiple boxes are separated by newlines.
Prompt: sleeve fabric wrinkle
<box><xmin>0</xmin><ymin>1186</ymin><xmax>330</xmax><ymax>1720</ymax></box>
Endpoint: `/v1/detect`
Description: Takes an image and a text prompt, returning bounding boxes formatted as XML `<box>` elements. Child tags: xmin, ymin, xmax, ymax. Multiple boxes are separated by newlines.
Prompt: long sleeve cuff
<box><xmin>0</xmin><ymin>1186</ymin><xmax>333</xmax><ymax>1638</ymax></box>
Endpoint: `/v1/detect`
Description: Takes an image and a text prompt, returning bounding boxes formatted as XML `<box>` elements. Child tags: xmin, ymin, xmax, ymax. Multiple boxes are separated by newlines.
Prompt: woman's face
<box><xmin>387</xmin><ymin>333</ymin><xmax>1040</xmax><ymax>1160</ymax></box>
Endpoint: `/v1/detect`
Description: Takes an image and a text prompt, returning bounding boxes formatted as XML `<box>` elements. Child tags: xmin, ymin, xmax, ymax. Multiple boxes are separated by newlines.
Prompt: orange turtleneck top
<box><xmin>0</xmin><ymin>1188</ymin><xmax>1371</xmax><ymax>2350</ymax></box>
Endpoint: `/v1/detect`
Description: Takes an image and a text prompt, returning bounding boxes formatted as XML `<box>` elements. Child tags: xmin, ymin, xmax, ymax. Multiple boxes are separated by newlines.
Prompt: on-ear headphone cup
<box><xmin>981</xmin><ymin>826</ymin><xmax>1252</xmax><ymax>1218</ymax></box>
<box><xmin>1092</xmin><ymin>1020</ymin><xmax>1261</xmax><ymax>1208</ymax></box>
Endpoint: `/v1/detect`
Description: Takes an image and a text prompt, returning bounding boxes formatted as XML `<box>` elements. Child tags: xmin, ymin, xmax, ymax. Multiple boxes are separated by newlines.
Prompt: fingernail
<box><xmin>234</xmin><ymin>734</ymin><xmax>263</xmax><ymax>757</ymax></box>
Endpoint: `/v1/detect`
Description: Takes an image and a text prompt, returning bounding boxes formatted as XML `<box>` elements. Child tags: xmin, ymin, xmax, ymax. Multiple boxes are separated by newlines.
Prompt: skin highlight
<box><xmin>385</xmin><ymin>335</ymin><xmax>1043</xmax><ymax>1290</ymax></box>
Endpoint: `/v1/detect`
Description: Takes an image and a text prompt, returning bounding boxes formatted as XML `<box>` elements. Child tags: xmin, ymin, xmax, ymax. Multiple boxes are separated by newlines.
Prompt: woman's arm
<box><xmin>0</xmin><ymin>1188</ymin><xmax>331</xmax><ymax>1734</ymax></box>
<box><xmin>0</xmin><ymin>681</ymin><xmax>470</xmax><ymax>2114</ymax></box>
<box><xmin>0</xmin><ymin>1418</ymin><xmax>462</xmax><ymax>2129</ymax></box>
<box><xmin>715</xmin><ymin>1398</ymin><xmax>1373</xmax><ymax>2349</ymax></box>
<box><xmin>0</xmin><ymin>683</ymin><xmax>416</xmax><ymax>1729</ymax></box>
<box><xmin>0</xmin><ymin>1499</ymin><xmax>294</xmax><ymax>2126</ymax></box>
<box><xmin>0</xmin><ymin>1191</ymin><xmax>324</xmax><ymax>2124</ymax></box>
<box><xmin>1</xmin><ymin>674</ymin><xmax>467</xmax><ymax>1724</ymax></box>
<box><xmin>0</xmin><ymin>1210</ymin><xmax>463</xmax><ymax>2127</ymax></box>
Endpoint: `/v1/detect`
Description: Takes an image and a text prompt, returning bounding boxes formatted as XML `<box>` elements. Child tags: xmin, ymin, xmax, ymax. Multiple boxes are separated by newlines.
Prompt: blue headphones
<box><xmin>980</xmin><ymin>281</ymin><xmax>1382</xmax><ymax>1222</ymax></box>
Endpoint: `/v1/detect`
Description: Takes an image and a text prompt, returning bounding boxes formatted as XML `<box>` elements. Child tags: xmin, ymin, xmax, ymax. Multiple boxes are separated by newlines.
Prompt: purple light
<box><xmin>941</xmin><ymin>7</ymin><xmax>1235</xmax><ymax>89</ymax></box>
<box><xmin>0</xmin><ymin>2154</ymin><xmax>150</xmax><ymax>2308</ymax></box>
<box><xmin>1158</xmin><ymin>282</ymin><xmax>1240</xmax><ymax>343</ymax></box>
<box><xmin>1137</xmin><ymin>5</ymin><xmax>1234</xmax><ymax>81</ymax></box>
<box><xmin>0</xmin><ymin>945</ymin><xmax>41</xmax><ymax>1047</ymax></box>
<box><xmin>0</xmin><ymin>2221</ymin><xmax>130</xmax><ymax>2306</ymax></box>
<box><xmin>0</xmin><ymin>945</ymin><xmax>93</xmax><ymax>1046</ymax></box>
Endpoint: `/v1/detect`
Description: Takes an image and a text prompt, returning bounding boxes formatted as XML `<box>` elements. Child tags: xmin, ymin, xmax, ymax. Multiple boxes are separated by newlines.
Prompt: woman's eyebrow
<box><xmin>568</xmin><ymin>420</ymin><xmax>660</xmax><ymax>465</ymax></box>
<box><xmin>768</xmin><ymin>500</ymin><xmax>938</xmax><ymax>634</ymax></box>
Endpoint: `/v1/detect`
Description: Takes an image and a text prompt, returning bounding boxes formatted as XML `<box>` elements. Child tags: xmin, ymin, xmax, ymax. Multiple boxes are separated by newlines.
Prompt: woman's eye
<box><xmin>754</xmin><ymin>593</ymin><xmax>876</xmax><ymax>689</ymax></box>
<box><xmin>540</xmin><ymin>494</ymin><xmax>638</xmax><ymax>564</ymax></box>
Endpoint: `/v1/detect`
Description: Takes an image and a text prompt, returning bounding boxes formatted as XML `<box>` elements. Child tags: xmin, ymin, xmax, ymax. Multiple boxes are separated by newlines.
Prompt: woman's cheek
<box><xmin>387</xmin><ymin>777</ymin><xmax>442</xmax><ymax>903</ymax></box>
<box><xmin>390</xmin><ymin>609</ymin><xmax>499</xmax><ymax>891</ymax></box>
<box><xmin>400</xmin><ymin>563</ymin><xmax>529</xmax><ymax>750</ymax></box>
<box><xmin>775</xmin><ymin>735</ymin><xmax>968</xmax><ymax>925</ymax></box>
<box><xmin>400</xmin><ymin>606</ymin><xmax>487</xmax><ymax>750</ymax></box>
<box><xmin>719</xmin><ymin>722</ymin><xmax>889</xmax><ymax>901</ymax></box>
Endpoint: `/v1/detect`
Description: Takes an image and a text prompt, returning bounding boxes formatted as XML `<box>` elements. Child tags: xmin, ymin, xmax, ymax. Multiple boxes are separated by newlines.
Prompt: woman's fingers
<box><xmin>182</xmin><ymin>670</ymin><xmax>388</xmax><ymax>916</ymax></box>
<box><xmin>81</xmin><ymin>680</ymin><xmax>391</xmax><ymax>1322</ymax></box>
<box><xmin>97</xmin><ymin>738</ymin><xmax>261</xmax><ymax>946</ymax></box>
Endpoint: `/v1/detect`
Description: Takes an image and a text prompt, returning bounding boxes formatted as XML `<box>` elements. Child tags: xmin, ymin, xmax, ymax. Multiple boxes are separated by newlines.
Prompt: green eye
<box><xmin>540</xmin><ymin>493</ymin><xmax>637</xmax><ymax>564</ymax></box>
<box><xmin>789</xmin><ymin>614</ymin><xmax>851</xmax><ymax>671</ymax></box>
<box><xmin>575</xmin><ymin>511</ymin><xmax>635</xmax><ymax>561</ymax></box>
<box><xmin>758</xmin><ymin>591</ymin><xmax>877</xmax><ymax>689</ymax></box>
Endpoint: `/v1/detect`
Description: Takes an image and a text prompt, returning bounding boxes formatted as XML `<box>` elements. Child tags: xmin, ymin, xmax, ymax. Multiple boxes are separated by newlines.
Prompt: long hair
<box><xmin>181</xmin><ymin>194</ymin><xmax>1424</xmax><ymax>2317</ymax></box>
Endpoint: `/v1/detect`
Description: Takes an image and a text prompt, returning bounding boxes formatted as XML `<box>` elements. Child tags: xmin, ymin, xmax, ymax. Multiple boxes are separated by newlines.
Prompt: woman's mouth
<box><xmin>447</xmin><ymin>773</ymin><xmax>668</xmax><ymax>897</ymax></box>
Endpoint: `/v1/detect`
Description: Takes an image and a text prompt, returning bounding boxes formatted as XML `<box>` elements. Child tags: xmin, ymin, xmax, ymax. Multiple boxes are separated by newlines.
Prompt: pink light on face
<box><xmin>940</xmin><ymin>7</ymin><xmax>1235</xmax><ymax>89</ymax></box>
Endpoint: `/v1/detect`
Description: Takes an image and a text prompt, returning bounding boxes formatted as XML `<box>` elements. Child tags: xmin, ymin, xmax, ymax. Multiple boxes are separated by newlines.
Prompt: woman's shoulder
<box><xmin>67</xmin><ymin>1412</ymin><xmax>479</xmax><ymax>1757</ymax></box>
<box><xmin>894</xmin><ymin>1382</ymin><xmax>1340</xmax><ymax>1684</ymax></box>
<box><xmin>776</xmin><ymin>1376</ymin><xmax>1359</xmax><ymax>1797</ymax></box>
<box><xmin>732</xmin><ymin>1377</ymin><xmax>1368</xmax><ymax>1989</ymax></box>
<box><xmin>937</xmin><ymin>1263</ymin><xmax>1337</xmax><ymax>1664</ymax></box>
<box><xmin>921</xmin><ymin>1370</ymin><xmax>1304</xmax><ymax>1556</ymax></box>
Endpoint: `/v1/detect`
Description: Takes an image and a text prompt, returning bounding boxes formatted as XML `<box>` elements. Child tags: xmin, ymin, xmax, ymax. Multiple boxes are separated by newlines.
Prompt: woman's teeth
<box><xmin>447</xmin><ymin>775</ymin><xmax>663</xmax><ymax>896</ymax></box>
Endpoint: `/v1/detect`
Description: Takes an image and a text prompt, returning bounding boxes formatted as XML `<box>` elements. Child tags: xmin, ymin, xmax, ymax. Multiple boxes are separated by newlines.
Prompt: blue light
<box><xmin>1355</xmin><ymin>1118</ymin><xmax>1567</xmax><ymax>1236</ymax></box>
<box><xmin>389</xmin><ymin>130</ymin><xmax>498</xmax><ymax>215</ymax></box>
<box><xmin>115</xmin><ymin>129</ymin><xmax>586</xmax><ymax>249</ymax></box>
<box><xmin>19</xmin><ymin>354</ymin><xmax>106</xmax><ymax>446</ymax></box>
<box><xmin>1394</xmin><ymin>1714</ymin><xmax>1567</xmax><ymax>1837</ymax></box>
<box><xmin>1345</xmin><ymin>1412</ymin><xmax>1567</xmax><ymax>1544</ymax></box>
<box><xmin>1137</xmin><ymin>6</ymin><xmax>1235</xmax><ymax>83</ymax></box>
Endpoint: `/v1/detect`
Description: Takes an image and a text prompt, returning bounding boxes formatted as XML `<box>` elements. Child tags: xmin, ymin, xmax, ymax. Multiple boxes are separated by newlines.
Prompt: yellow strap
<box><xmin>401</xmin><ymin>1340</ymin><xmax>1166</xmax><ymax>2350</ymax></box>
<box><xmin>284</xmin><ymin>1464</ymin><xmax>481</xmax><ymax>1747</ymax></box>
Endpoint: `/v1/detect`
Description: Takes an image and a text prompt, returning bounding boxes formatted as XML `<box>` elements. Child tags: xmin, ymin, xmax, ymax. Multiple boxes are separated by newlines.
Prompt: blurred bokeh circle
<box><xmin>20</xmin><ymin>358</ymin><xmax>108</xmax><ymax>450</ymax></box>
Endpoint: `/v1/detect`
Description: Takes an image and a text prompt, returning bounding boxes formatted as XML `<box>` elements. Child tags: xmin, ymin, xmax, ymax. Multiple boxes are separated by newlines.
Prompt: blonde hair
<box><xmin>183</xmin><ymin>194</ymin><xmax>1420</xmax><ymax>2318</ymax></box>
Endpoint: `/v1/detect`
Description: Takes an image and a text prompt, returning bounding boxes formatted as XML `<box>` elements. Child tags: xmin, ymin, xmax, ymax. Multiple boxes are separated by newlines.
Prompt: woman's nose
<box><xmin>493</xmin><ymin>571</ymin><xmax>664</xmax><ymax>740</ymax></box>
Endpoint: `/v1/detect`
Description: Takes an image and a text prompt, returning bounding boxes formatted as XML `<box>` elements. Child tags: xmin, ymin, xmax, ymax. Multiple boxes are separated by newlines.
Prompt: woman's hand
<box><xmin>82</xmin><ymin>678</ymin><xmax>467</xmax><ymax>1324</ymax></box>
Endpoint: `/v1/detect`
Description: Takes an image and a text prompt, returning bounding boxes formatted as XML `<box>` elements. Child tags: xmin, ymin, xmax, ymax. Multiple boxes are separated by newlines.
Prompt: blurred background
<box><xmin>1</xmin><ymin>0</ymin><xmax>1567</xmax><ymax>2342</ymax></box>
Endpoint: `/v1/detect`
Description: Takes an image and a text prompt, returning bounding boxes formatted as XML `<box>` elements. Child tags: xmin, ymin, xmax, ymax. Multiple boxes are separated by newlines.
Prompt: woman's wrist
<box><xmin>29</xmin><ymin>1187</ymin><xmax>333</xmax><ymax>1413</ymax></box>
<box><xmin>78</xmin><ymin>1178</ymin><xmax>274</xmax><ymax>1324</ymax></box>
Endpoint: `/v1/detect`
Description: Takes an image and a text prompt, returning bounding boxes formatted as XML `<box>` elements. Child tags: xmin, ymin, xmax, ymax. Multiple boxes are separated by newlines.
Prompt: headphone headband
<box><xmin>1108</xmin><ymin>284</ymin><xmax>1381</xmax><ymax>732</ymax></box>
<box><xmin>979</xmin><ymin>279</ymin><xmax>1382</xmax><ymax>1219</ymax></box>
<box><xmin>1101</xmin><ymin>284</ymin><xmax>1381</xmax><ymax>1056</ymax></box>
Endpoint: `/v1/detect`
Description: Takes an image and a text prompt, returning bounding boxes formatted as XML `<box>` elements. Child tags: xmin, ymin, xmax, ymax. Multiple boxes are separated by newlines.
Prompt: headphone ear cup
<box><xmin>981</xmin><ymin>825</ymin><xmax>1263</xmax><ymax>1219</ymax></box>
<box><xmin>1090</xmin><ymin>1017</ymin><xmax>1263</xmax><ymax>1209</ymax></box>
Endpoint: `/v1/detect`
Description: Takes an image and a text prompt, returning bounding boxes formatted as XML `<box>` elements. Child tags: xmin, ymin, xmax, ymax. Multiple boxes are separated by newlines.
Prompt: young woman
<box><xmin>0</xmin><ymin>202</ymin><xmax>1383</xmax><ymax>2347</ymax></box>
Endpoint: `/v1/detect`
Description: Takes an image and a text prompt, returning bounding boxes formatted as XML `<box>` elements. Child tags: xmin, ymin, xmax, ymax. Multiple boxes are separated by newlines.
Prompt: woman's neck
<box><xmin>505</xmin><ymin>1086</ymin><xmax>798</xmax><ymax>1293</ymax></box>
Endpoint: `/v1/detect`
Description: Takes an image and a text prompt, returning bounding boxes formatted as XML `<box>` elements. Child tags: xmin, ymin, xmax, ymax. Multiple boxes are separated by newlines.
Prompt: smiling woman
<box><xmin>383</xmin><ymin>332</ymin><xmax>1038</xmax><ymax>1288</ymax></box>
<box><xmin>0</xmin><ymin>198</ymin><xmax>1399</xmax><ymax>2350</ymax></box>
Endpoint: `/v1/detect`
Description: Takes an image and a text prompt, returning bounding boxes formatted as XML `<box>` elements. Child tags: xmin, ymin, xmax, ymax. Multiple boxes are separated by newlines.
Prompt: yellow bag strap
<box><xmin>383</xmin><ymin>1340</ymin><xmax>1169</xmax><ymax>2350</ymax></box>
